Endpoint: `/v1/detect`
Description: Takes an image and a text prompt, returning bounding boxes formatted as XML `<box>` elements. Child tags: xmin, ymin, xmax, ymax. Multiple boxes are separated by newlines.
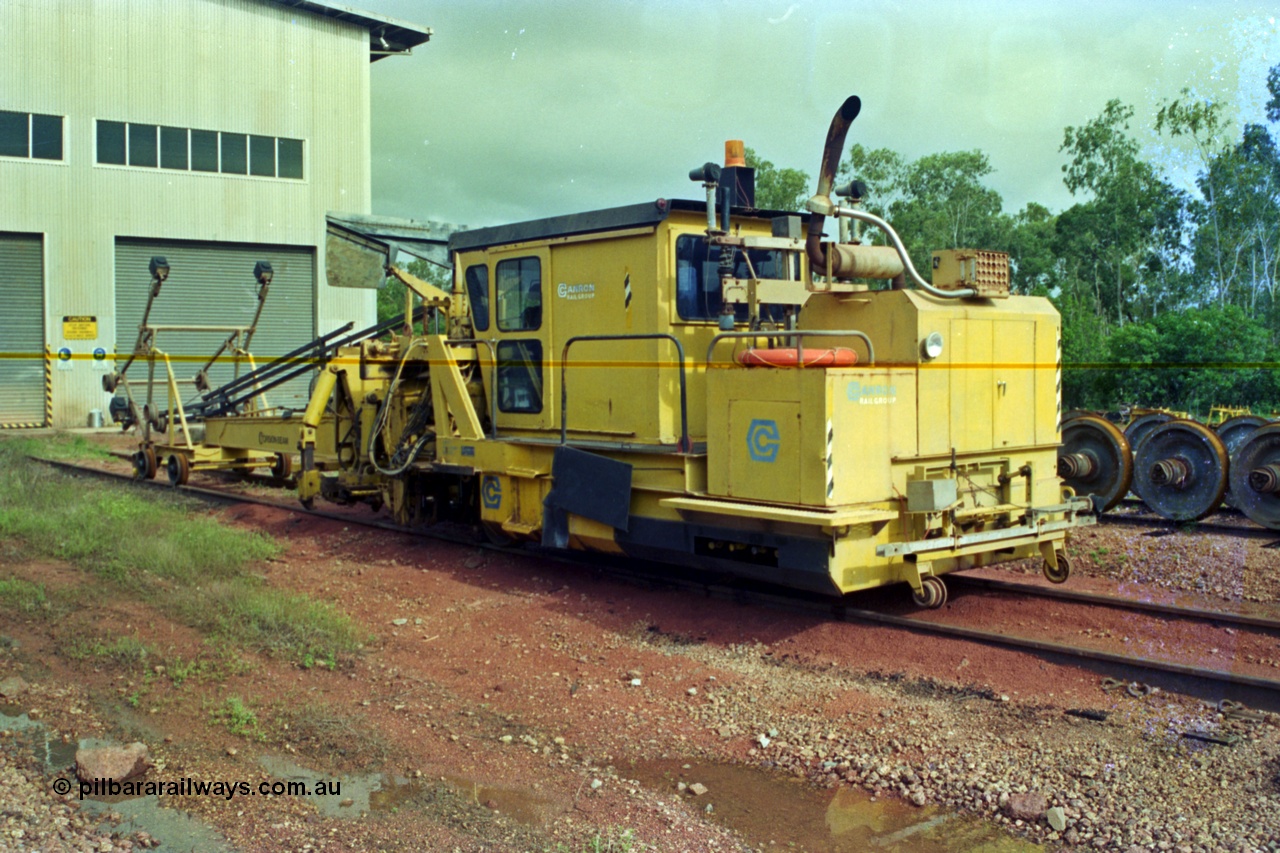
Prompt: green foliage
<box><xmin>0</xmin><ymin>577</ymin><xmax>48</xmax><ymax>614</ymax></box>
<box><xmin>743</xmin><ymin>146</ymin><xmax>811</xmax><ymax>212</ymax></box>
<box><xmin>66</xmin><ymin>635</ymin><xmax>152</xmax><ymax>669</ymax></box>
<box><xmin>377</xmin><ymin>257</ymin><xmax>452</xmax><ymax>330</ymax></box>
<box><xmin>214</xmin><ymin>696</ymin><xmax>261</xmax><ymax>739</ymax></box>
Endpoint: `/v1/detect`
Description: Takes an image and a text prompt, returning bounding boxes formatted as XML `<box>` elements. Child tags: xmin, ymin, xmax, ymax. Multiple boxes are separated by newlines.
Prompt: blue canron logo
<box><xmin>746</xmin><ymin>419</ymin><xmax>781</xmax><ymax>463</ymax></box>
<box><xmin>481</xmin><ymin>475</ymin><xmax>502</xmax><ymax>510</ymax></box>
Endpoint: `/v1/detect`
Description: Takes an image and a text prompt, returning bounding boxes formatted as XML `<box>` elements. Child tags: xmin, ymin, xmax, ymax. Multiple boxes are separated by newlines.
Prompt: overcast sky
<box><xmin>359</xmin><ymin>1</ymin><xmax>1280</xmax><ymax>228</ymax></box>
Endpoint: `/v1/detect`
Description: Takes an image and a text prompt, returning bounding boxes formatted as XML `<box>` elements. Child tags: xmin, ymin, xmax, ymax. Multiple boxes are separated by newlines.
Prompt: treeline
<box><xmin>748</xmin><ymin>64</ymin><xmax>1280</xmax><ymax>415</ymax></box>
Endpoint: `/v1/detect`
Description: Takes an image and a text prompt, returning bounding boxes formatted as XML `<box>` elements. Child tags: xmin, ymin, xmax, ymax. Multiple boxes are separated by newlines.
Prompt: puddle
<box><xmin>629</xmin><ymin>759</ymin><xmax>1041</xmax><ymax>852</ymax></box>
<box><xmin>257</xmin><ymin>756</ymin><xmax>550</xmax><ymax>825</ymax></box>
<box><xmin>443</xmin><ymin>773</ymin><xmax>550</xmax><ymax>825</ymax></box>
<box><xmin>0</xmin><ymin>707</ymin><xmax>234</xmax><ymax>853</ymax></box>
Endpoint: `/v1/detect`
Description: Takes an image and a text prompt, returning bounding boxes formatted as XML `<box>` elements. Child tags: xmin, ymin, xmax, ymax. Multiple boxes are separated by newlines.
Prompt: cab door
<box><xmin>490</xmin><ymin>249</ymin><xmax>552</xmax><ymax>432</ymax></box>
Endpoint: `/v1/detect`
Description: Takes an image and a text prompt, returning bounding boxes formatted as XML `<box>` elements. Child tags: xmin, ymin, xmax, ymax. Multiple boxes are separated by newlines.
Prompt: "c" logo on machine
<box><xmin>481</xmin><ymin>475</ymin><xmax>502</xmax><ymax>509</ymax></box>
<box><xmin>746</xmin><ymin>419</ymin><xmax>780</xmax><ymax>463</ymax></box>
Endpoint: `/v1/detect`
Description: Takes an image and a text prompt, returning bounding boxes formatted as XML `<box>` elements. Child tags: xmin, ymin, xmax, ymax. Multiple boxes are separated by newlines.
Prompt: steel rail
<box><xmin>32</xmin><ymin>457</ymin><xmax>1280</xmax><ymax>698</ymax></box>
<box><xmin>946</xmin><ymin>574</ymin><xmax>1280</xmax><ymax>633</ymax></box>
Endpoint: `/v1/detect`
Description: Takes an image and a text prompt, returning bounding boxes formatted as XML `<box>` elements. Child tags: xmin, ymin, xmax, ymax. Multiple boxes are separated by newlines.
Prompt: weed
<box><xmin>1088</xmin><ymin>546</ymin><xmax>1110</xmax><ymax>565</ymax></box>
<box><xmin>0</xmin><ymin>577</ymin><xmax>48</xmax><ymax>614</ymax></box>
<box><xmin>66</xmin><ymin>635</ymin><xmax>152</xmax><ymax>669</ymax></box>
<box><xmin>275</xmin><ymin>701</ymin><xmax>390</xmax><ymax>766</ymax></box>
<box><xmin>215</xmin><ymin>696</ymin><xmax>260</xmax><ymax>739</ymax></box>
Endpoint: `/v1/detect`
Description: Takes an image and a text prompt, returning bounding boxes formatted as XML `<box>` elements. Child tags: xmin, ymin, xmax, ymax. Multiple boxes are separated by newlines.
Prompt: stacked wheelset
<box><xmin>1057</xmin><ymin>410</ymin><xmax>1280</xmax><ymax>528</ymax></box>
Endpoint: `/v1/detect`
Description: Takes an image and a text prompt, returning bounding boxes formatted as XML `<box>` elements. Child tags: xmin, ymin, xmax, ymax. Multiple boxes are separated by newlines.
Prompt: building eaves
<box><xmin>268</xmin><ymin>0</ymin><xmax>431</xmax><ymax>61</ymax></box>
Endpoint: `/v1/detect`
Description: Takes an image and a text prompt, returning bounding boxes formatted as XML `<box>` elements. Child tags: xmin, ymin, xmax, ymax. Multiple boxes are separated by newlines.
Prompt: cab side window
<box><xmin>465</xmin><ymin>265</ymin><xmax>489</xmax><ymax>332</ymax></box>
<box><xmin>496</xmin><ymin>257</ymin><xmax>541</xmax><ymax>331</ymax></box>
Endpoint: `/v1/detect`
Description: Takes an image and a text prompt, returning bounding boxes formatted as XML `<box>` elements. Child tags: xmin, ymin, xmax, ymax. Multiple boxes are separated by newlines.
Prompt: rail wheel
<box><xmin>1227</xmin><ymin>423</ymin><xmax>1280</xmax><ymax>529</ymax></box>
<box><xmin>1043</xmin><ymin>551</ymin><xmax>1071</xmax><ymax>584</ymax></box>
<box><xmin>1131</xmin><ymin>420</ymin><xmax>1228</xmax><ymax>522</ymax></box>
<box><xmin>1124</xmin><ymin>412</ymin><xmax>1172</xmax><ymax>454</ymax></box>
<box><xmin>133</xmin><ymin>447</ymin><xmax>157</xmax><ymax>480</ymax></box>
<box><xmin>480</xmin><ymin>522</ymin><xmax>522</xmax><ymax>548</ymax></box>
<box><xmin>1215</xmin><ymin>415</ymin><xmax>1269</xmax><ymax>509</ymax></box>
<box><xmin>1060</xmin><ymin>409</ymin><xmax>1095</xmax><ymax>427</ymax></box>
<box><xmin>910</xmin><ymin>576</ymin><xmax>947</xmax><ymax>609</ymax></box>
<box><xmin>1058</xmin><ymin>416</ymin><xmax>1132</xmax><ymax>511</ymax></box>
<box><xmin>299</xmin><ymin>496</ymin><xmax>316</xmax><ymax>511</ymax></box>
<box><xmin>271</xmin><ymin>453</ymin><xmax>293</xmax><ymax>480</ymax></box>
<box><xmin>165</xmin><ymin>453</ymin><xmax>190</xmax><ymax>487</ymax></box>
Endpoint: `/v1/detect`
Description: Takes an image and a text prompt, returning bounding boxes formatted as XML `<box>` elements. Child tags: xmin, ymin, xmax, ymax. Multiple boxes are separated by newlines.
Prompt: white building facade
<box><xmin>0</xmin><ymin>0</ymin><xmax>430</xmax><ymax>426</ymax></box>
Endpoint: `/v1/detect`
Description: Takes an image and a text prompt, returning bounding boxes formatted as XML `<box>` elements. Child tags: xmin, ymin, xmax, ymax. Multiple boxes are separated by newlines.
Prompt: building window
<box><xmin>465</xmin><ymin>265</ymin><xmax>490</xmax><ymax>332</ymax></box>
<box><xmin>495</xmin><ymin>257</ymin><xmax>541</xmax><ymax>332</ymax></box>
<box><xmin>95</xmin><ymin>119</ymin><xmax>303</xmax><ymax>179</ymax></box>
<box><xmin>191</xmin><ymin>129</ymin><xmax>218</xmax><ymax>172</ymax></box>
<box><xmin>0</xmin><ymin>110</ymin><xmax>64</xmax><ymax>161</ymax></box>
<box><xmin>160</xmin><ymin>126</ymin><xmax>188</xmax><ymax>170</ymax></box>
<box><xmin>128</xmin><ymin>124</ymin><xmax>158</xmax><ymax>167</ymax></box>
<box><xmin>220</xmin><ymin>132</ymin><xmax>246</xmax><ymax>174</ymax></box>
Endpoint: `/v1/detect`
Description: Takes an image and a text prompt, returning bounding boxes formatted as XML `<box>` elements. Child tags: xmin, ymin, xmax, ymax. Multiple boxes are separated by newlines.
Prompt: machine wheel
<box><xmin>1058</xmin><ymin>416</ymin><xmax>1132</xmax><ymax>511</ymax></box>
<box><xmin>165</xmin><ymin>453</ymin><xmax>190</xmax><ymax>487</ymax></box>
<box><xmin>271</xmin><ymin>453</ymin><xmax>293</xmax><ymax>480</ymax></box>
<box><xmin>133</xmin><ymin>447</ymin><xmax>157</xmax><ymax>480</ymax></box>
<box><xmin>1215</xmin><ymin>416</ymin><xmax>1269</xmax><ymax>509</ymax></box>
<box><xmin>910</xmin><ymin>576</ymin><xmax>947</xmax><ymax>609</ymax></box>
<box><xmin>1131</xmin><ymin>420</ymin><xmax>1228</xmax><ymax>522</ymax></box>
<box><xmin>1227</xmin><ymin>423</ymin><xmax>1280</xmax><ymax>529</ymax></box>
<box><xmin>1124</xmin><ymin>412</ymin><xmax>1172</xmax><ymax>454</ymax></box>
<box><xmin>1043</xmin><ymin>551</ymin><xmax>1071</xmax><ymax>584</ymax></box>
<box><xmin>299</xmin><ymin>496</ymin><xmax>316</xmax><ymax>511</ymax></box>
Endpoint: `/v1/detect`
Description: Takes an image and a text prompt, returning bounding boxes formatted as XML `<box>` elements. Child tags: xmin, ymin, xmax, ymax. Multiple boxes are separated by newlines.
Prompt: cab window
<box><xmin>465</xmin><ymin>265</ymin><xmax>489</xmax><ymax>332</ymax></box>
<box><xmin>496</xmin><ymin>339</ymin><xmax>543</xmax><ymax>413</ymax></box>
<box><xmin>496</xmin><ymin>257</ymin><xmax>541</xmax><ymax>331</ymax></box>
<box><xmin>675</xmin><ymin>234</ymin><xmax>791</xmax><ymax>322</ymax></box>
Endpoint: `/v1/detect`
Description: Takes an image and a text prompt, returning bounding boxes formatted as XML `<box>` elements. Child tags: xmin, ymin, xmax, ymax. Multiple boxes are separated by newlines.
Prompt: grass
<box><xmin>214</xmin><ymin>696</ymin><xmax>261</xmax><ymax>739</ymax></box>
<box><xmin>0</xmin><ymin>577</ymin><xmax>49</xmax><ymax>614</ymax></box>
<box><xmin>66</xmin><ymin>635</ymin><xmax>153</xmax><ymax>668</ymax></box>
<box><xmin>0</xmin><ymin>435</ymin><xmax>366</xmax><ymax>667</ymax></box>
<box><xmin>551</xmin><ymin>829</ymin><xmax>645</xmax><ymax>853</ymax></box>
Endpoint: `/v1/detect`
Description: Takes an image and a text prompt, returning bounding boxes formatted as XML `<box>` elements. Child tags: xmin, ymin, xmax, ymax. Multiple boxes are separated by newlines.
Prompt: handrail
<box><xmin>444</xmin><ymin>337</ymin><xmax>500</xmax><ymax>439</ymax></box>
<box><xmin>560</xmin><ymin>334</ymin><xmax>690</xmax><ymax>452</ymax></box>
<box><xmin>705</xmin><ymin>329</ymin><xmax>875</xmax><ymax>366</ymax></box>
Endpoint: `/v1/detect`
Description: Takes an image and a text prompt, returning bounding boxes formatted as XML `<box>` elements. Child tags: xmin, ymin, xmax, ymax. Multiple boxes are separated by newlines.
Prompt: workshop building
<box><xmin>0</xmin><ymin>0</ymin><xmax>430</xmax><ymax>427</ymax></box>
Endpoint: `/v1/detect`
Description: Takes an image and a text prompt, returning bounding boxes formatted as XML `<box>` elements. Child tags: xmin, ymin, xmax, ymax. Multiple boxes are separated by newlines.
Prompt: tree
<box><xmin>743</xmin><ymin>147</ymin><xmax>811</xmax><ymax>212</ymax></box>
<box><xmin>1058</xmin><ymin>100</ymin><xmax>1187</xmax><ymax>325</ymax></box>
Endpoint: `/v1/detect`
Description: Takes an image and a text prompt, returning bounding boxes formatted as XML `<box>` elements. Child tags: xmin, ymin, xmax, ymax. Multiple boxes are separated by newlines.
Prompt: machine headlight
<box><xmin>921</xmin><ymin>332</ymin><xmax>944</xmax><ymax>360</ymax></box>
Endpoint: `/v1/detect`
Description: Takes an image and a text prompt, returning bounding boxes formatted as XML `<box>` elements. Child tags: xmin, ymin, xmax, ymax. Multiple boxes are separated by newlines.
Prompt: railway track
<box><xmin>35</xmin><ymin>456</ymin><xmax>1280</xmax><ymax>708</ymax></box>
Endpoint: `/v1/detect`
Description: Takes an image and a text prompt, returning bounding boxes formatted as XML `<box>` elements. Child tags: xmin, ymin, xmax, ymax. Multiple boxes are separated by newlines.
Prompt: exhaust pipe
<box><xmin>805</xmin><ymin>96</ymin><xmax>861</xmax><ymax>273</ymax></box>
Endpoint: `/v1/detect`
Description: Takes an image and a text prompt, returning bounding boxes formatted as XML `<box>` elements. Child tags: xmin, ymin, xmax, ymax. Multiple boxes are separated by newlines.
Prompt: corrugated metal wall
<box><xmin>0</xmin><ymin>232</ymin><xmax>45</xmax><ymax>426</ymax></box>
<box><xmin>115</xmin><ymin>239</ymin><xmax>316</xmax><ymax>410</ymax></box>
<box><xmin>0</xmin><ymin>0</ymin><xmax>376</xmax><ymax>426</ymax></box>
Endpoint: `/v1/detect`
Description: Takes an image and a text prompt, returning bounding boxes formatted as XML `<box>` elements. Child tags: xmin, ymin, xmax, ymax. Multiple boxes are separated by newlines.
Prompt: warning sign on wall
<box><xmin>62</xmin><ymin>316</ymin><xmax>98</xmax><ymax>340</ymax></box>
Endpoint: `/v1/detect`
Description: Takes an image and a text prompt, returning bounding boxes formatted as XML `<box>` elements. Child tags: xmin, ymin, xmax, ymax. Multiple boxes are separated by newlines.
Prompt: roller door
<box><xmin>114</xmin><ymin>239</ymin><xmax>315</xmax><ymax>411</ymax></box>
<box><xmin>0</xmin><ymin>233</ymin><xmax>46</xmax><ymax>428</ymax></box>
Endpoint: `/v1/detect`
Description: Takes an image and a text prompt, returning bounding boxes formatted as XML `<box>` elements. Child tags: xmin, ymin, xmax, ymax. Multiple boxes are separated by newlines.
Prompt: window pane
<box><xmin>97</xmin><ymin>120</ymin><xmax>126</xmax><ymax>164</ymax></box>
<box><xmin>495</xmin><ymin>257</ymin><xmax>541</xmax><ymax>331</ymax></box>
<box><xmin>277</xmin><ymin>138</ymin><xmax>303</xmax><ymax>179</ymax></box>
<box><xmin>674</xmin><ymin>234</ymin><xmax>789</xmax><ymax>322</ymax></box>
<box><xmin>0</xmin><ymin>111</ymin><xmax>27</xmax><ymax>157</ymax></box>
<box><xmin>31</xmin><ymin>114</ymin><xmax>61</xmax><ymax>160</ymax></box>
<box><xmin>496</xmin><ymin>340</ymin><xmax>543</xmax><ymax>413</ymax></box>
<box><xmin>249</xmin><ymin>134</ymin><xmax>275</xmax><ymax>176</ymax></box>
<box><xmin>220</xmin><ymin>132</ymin><xmax>246</xmax><ymax>174</ymax></box>
<box><xmin>465</xmin><ymin>265</ymin><xmax>489</xmax><ymax>332</ymax></box>
<box><xmin>128</xmin><ymin>123</ymin><xmax>157</xmax><ymax>167</ymax></box>
<box><xmin>160</xmin><ymin>126</ymin><xmax>187</xmax><ymax>170</ymax></box>
<box><xmin>191</xmin><ymin>129</ymin><xmax>218</xmax><ymax>172</ymax></box>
